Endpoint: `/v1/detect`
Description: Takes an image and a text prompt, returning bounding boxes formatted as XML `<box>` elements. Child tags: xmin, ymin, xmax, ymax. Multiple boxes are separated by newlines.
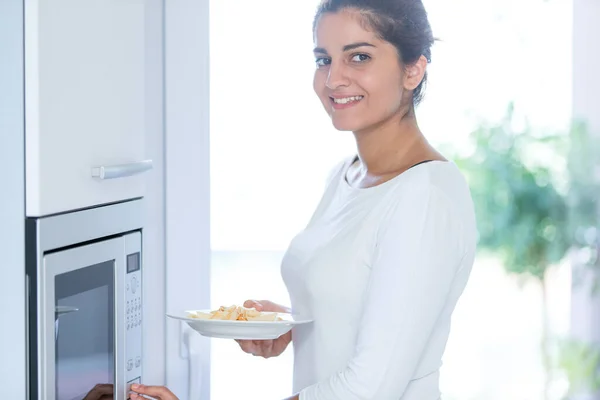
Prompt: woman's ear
<box><xmin>403</xmin><ymin>55</ymin><xmax>428</xmax><ymax>91</ymax></box>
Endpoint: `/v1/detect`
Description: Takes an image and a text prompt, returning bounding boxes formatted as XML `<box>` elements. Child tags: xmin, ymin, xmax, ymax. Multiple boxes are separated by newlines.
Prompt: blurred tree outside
<box><xmin>450</xmin><ymin>104</ymin><xmax>600</xmax><ymax>400</ymax></box>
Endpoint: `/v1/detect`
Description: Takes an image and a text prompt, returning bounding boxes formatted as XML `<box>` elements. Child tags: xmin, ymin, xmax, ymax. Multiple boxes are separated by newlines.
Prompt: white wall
<box><xmin>573</xmin><ymin>0</ymin><xmax>600</xmax><ymax>131</ymax></box>
<box><xmin>571</xmin><ymin>0</ymin><xmax>600</xmax><ymax>399</ymax></box>
<box><xmin>165</xmin><ymin>1</ymin><xmax>212</xmax><ymax>399</ymax></box>
<box><xmin>142</xmin><ymin>3</ymin><xmax>213</xmax><ymax>398</ymax></box>
<box><xmin>0</xmin><ymin>0</ymin><xmax>27</xmax><ymax>398</ymax></box>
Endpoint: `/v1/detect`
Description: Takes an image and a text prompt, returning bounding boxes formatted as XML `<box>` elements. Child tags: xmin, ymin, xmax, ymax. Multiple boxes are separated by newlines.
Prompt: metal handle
<box><xmin>55</xmin><ymin>306</ymin><xmax>79</xmax><ymax>341</ymax></box>
<box><xmin>91</xmin><ymin>160</ymin><xmax>153</xmax><ymax>180</ymax></box>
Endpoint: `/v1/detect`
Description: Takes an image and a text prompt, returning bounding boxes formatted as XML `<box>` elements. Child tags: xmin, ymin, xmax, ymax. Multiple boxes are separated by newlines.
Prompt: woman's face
<box><xmin>313</xmin><ymin>10</ymin><xmax>421</xmax><ymax>132</ymax></box>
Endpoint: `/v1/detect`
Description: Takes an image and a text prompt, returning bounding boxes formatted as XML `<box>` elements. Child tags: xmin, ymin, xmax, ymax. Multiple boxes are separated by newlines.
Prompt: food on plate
<box><xmin>187</xmin><ymin>305</ymin><xmax>284</xmax><ymax>322</ymax></box>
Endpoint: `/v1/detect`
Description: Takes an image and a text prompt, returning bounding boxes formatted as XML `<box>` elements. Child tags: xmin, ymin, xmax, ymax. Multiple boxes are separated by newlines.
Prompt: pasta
<box><xmin>187</xmin><ymin>305</ymin><xmax>283</xmax><ymax>322</ymax></box>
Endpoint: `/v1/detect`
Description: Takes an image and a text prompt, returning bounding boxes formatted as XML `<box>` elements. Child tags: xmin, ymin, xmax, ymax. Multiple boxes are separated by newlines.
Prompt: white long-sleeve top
<box><xmin>281</xmin><ymin>157</ymin><xmax>477</xmax><ymax>400</ymax></box>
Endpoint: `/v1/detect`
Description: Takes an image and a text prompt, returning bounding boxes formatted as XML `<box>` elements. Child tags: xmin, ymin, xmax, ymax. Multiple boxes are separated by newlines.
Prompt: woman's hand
<box><xmin>82</xmin><ymin>384</ymin><xmax>113</xmax><ymax>400</ymax></box>
<box><xmin>129</xmin><ymin>384</ymin><xmax>178</xmax><ymax>400</ymax></box>
<box><xmin>235</xmin><ymin>299</ymin><xmax>293</xmax><ymax>359</ymax></box>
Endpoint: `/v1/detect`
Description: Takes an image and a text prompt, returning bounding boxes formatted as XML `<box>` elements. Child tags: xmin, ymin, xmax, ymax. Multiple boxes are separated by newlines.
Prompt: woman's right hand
<box><xmin>235</xmin><ymin>299</ymin><xmax>292</xmax><ymax>359</ymax></box>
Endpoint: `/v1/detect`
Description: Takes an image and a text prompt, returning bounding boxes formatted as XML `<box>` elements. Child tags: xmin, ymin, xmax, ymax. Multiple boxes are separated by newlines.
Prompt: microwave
<box><xmin>26</xmin><ymin>200</ymin><xmax>145</xmax><ymax>400</ymax></box>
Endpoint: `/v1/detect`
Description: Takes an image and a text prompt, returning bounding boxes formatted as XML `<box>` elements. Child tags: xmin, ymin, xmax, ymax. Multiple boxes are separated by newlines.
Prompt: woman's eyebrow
<box><xmin>313</xmin><ymin>41</ymin><xmax>376</xmax><ymax>54</ymax></box>
<box><xmin>342</xmin><ymin>42</ymin><xmax>376</xmax><ymax>51</ymax></box>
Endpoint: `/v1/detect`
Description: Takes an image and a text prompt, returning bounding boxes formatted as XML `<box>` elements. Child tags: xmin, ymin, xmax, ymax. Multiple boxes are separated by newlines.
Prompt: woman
<box><xmin>131</xmin><ymin>0</ymin><xmax>476</xmax><ymax>399</ymax></box>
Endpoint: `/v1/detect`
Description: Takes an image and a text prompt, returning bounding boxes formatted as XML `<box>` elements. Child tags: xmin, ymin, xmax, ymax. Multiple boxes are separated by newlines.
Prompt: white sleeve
<box><xmin>299</xmin><ymin>186</ymin><xmax>466</xmax><ymax>400</ymax></box>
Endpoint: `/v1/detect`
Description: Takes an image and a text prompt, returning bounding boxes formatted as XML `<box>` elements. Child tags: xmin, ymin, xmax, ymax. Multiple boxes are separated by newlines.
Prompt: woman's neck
<box><xmin>352</xmin><ymin>110</ymin><xmax>436</xmax><ymax>175</ymax></box>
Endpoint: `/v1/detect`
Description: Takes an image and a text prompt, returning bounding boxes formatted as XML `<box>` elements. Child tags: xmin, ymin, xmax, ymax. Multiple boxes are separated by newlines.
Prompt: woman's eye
<box><xmin>315</xmin><ymin>57</ymin><xmax>331</xmax><ymax>67</ymax></box>
<box><xmin>351</xmin><ymin>53</ymin><xmax>371</xmax><ymax>63</ymax></box>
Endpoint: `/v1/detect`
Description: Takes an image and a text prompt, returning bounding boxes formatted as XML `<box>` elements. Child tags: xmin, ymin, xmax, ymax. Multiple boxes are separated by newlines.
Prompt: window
<box><xmin>209</xmin><ymin>1</ymin><xmax>573</xmax><ymax>398</ymax></box>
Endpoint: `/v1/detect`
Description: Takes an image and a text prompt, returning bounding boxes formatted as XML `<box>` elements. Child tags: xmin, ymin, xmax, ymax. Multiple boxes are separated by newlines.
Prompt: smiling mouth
<box><xmin>330</xmin><ymin>95</ymin><xmax>364</xmax><ymax>105</ymax></box>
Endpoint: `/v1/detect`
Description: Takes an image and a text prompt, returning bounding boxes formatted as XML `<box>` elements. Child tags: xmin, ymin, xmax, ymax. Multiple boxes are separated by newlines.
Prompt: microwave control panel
<box><xmin>125</xmin><ymin>250</ymin><xmax>142</xmax><ymax>385</ymax></box>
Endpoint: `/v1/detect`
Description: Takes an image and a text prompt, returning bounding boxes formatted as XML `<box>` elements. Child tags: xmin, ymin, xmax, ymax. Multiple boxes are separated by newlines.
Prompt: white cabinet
<box><xmin>25</xmin><ymin>0</ymin><xmax>151</xmax><ymax>217</ymax></box>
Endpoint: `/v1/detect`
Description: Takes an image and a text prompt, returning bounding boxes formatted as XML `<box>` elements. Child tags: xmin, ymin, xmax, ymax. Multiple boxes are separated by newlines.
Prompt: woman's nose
<box><xmin>326</xmin><ymin>62</ymin><xmax>350</xmax><ymax>89</ymax></box>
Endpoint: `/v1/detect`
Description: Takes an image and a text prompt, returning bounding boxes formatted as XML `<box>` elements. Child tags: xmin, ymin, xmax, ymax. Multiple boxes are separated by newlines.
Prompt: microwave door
<box><xmin>42</xmin><ymin>237</ymin><xmax>125</xmax><ymax>400</ymax></box>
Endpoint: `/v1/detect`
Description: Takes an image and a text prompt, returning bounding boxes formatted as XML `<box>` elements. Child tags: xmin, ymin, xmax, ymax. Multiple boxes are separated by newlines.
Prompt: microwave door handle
<box><xmin>91</xmin><ymin>160</ymin><xmax>153</xmax><ymax>180</ymax></box>
<box><xmin>54</xmin><ymin>306</ymin><xmax>79</xmax><ymax>341</ymax></box>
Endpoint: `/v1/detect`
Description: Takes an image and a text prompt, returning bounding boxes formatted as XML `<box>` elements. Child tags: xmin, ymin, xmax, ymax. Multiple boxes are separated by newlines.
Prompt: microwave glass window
<box><xmin>55</xmin><ymin>261</ymin><xmax>115</xmax><ymax>400</ymax></box>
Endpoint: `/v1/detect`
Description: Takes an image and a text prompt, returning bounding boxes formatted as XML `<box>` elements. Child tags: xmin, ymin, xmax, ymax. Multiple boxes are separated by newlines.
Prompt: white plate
<box><xmin>167</xmin><ymin>310</ymin><xmax>313</xmax><ymax>340</ymax></box>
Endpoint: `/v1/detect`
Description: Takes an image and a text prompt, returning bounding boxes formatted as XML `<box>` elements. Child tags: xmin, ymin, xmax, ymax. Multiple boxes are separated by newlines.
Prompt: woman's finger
<box><xmin>130</xmin><ymin>384</ymin><xmax>178</xmax><ymax>400</ymax></box>
<box><xmin>243</xmin><ymin>299</ymin><xmax>264</xmax><ymax>311</ymax></box>
<box><xmin>82</xmin><ymin>383</ymin><xmax>114</xmax><ymax>400</ymax></box>
<box><xmin>236</xmin><ymin>339</ymin><xmax>258</xmax><ymax>354</ymax></box>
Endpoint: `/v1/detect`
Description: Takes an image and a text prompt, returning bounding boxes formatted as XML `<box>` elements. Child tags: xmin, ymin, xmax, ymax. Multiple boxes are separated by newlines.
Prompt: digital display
<box><xmin>127</xmin><ymin>253</ymin><xmax>140</xmax><ymax>273</ymax></box>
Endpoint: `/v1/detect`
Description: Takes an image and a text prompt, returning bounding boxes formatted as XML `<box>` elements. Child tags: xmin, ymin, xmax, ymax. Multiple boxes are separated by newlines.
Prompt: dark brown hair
<box><xmin>313</xmin><ymin>0</ymin><xmax>435</xmax><ymax>105</ymax></box>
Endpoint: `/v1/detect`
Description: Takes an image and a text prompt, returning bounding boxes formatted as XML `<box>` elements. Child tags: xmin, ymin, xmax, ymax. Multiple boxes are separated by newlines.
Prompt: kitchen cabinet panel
<box><xmin>25</xmin><ymin>0</ymin><xmax>150</xmax><ymax>216</ymax></box>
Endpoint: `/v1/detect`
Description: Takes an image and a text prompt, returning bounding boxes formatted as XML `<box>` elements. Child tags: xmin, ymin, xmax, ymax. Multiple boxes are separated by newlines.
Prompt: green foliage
<box><xmin>557</xmin><ymin>339</ymin><xmax>600</xmax><ymax>396</ymax></box>
<box><xmin>453</xmin><ymin>104</ymin><xmax>570</xmax><ymax>280</ymax></box>
<box><xmin>451</xmin><ymin>104</ymin><xmax>600</xmax><ymax>398</ymax></box>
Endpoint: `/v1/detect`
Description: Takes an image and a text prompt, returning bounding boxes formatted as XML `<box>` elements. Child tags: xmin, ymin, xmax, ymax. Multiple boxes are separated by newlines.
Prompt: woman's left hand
<box><xmin>129</xmin><ymin>384</ymin><xmax>179</xmax><ymax>400</ymax></box>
